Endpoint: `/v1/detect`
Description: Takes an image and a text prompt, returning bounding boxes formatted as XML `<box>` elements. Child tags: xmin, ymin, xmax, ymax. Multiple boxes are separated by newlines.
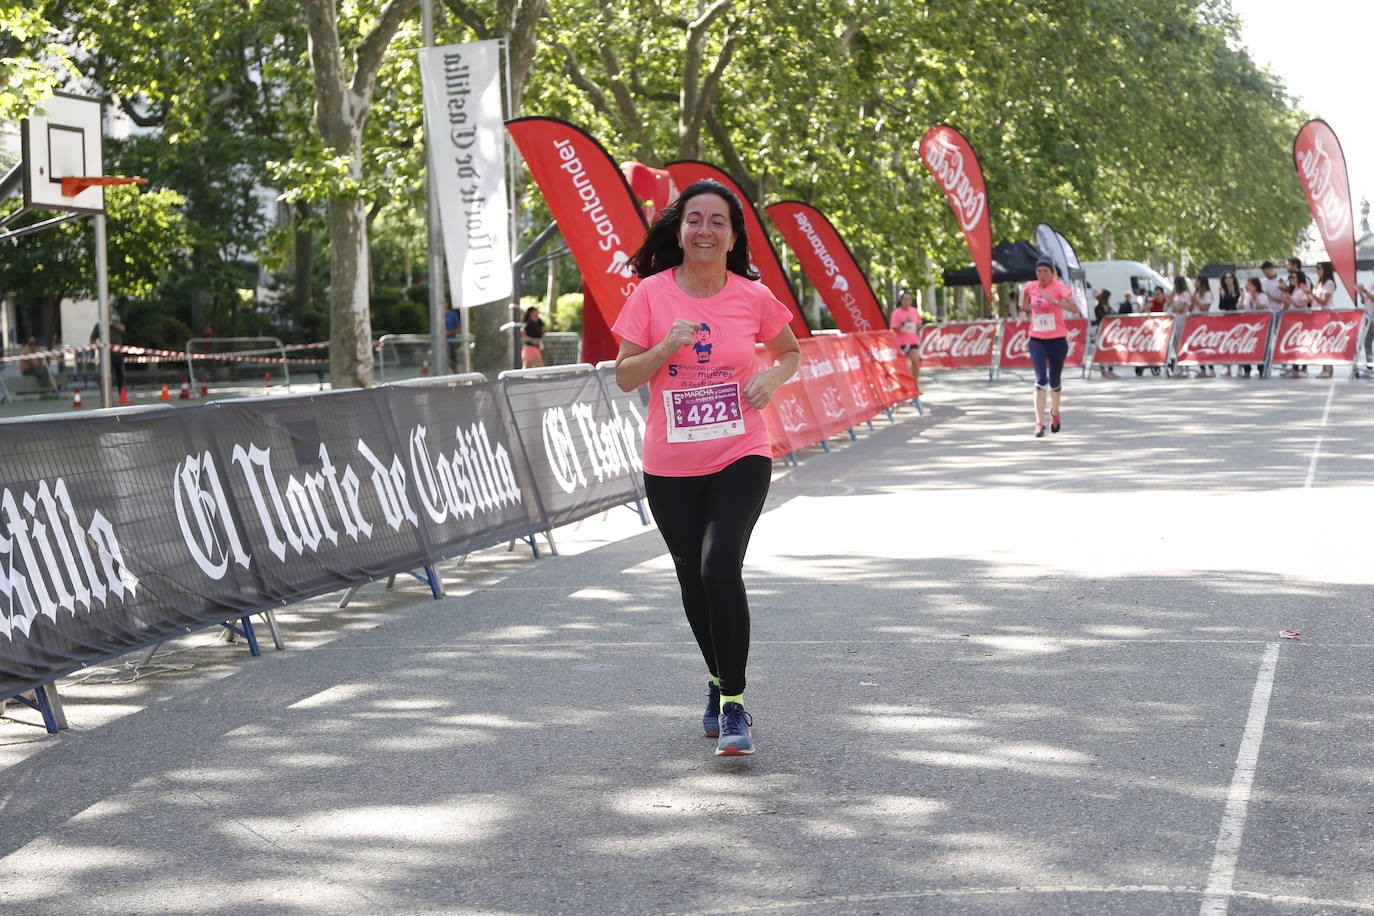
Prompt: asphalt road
<box><xmin>2</xmin><ymin>371</ymin><xmax>1372</xmax><ymax>915</ymax></box>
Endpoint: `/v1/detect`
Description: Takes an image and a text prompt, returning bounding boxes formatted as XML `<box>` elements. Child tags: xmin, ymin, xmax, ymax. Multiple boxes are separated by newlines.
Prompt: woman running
<box><xmin>1021</xmin><ymin>256</ymin><xmax>1082</xmax><ymax>437</ymax></box>
<box><xmin>612</xmin><ymin>179</ymin><xmax>800</xmax><ymax>757</ymax></box>
<box><xmin>888</xmin><ymin>289</ymin><xmax>923</xmax><ymax>393</ymax></box>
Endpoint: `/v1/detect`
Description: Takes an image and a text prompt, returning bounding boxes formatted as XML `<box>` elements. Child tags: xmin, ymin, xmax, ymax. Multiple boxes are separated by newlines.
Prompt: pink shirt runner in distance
<box><xmin>612</xmin><ymin>268</ymin><xmax>793</xmax><ymax>477</ymax></box>
<box><xmin>889</xmin><ymin>306</ymin><xmax>923</xmax><ymax>345</ymax></box>
<box><xmin>1023</xmin><ymin>278</ymin><xmax>1074</xmax><ymax>339</ymax></box>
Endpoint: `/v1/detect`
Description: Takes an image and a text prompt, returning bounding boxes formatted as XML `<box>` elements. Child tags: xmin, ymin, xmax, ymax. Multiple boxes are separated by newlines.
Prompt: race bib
<box><xmin>1032</xmin><ymin>312</ymin><xmax>1056</xmax><ymax>333</ymax></box>
<box><xmin>900</xmin><ymin>320</ymin><xmax>917</xmax><ymax>334</ymax></box>
<box><xmin>664</xmin><ymin>383</ymin><xmax>745</xmax><ymax>443</ymax></box>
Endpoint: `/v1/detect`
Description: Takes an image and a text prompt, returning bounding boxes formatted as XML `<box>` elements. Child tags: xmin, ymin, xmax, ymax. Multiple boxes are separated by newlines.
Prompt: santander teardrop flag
<box><xmin>765</xmin><ymin>201</ymin><xmax>887</xmax><ymax>333</ymax></box>
<box><xmin>1294</xmin><ymin>119</ymin><xmax>1358</xmax><ymax>302</ymax></box>
<box><xmin>920</xmin><ymin>125</ymin><xmax>993</xmax><ymax>303</ymax></box>
<box><xmin>506</xmin><ymin>117</ymin><xmax>648</xmax><ymax>326</ymax></box>
<box><xmin>666</xmin><ymin>160</ymin><xmax>812</xmax><ymax>339</ymax></box>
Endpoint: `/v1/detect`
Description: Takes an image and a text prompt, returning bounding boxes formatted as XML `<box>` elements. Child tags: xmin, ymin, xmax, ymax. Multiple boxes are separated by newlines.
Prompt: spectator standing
<box><xmin>444</xmin><ymin>304</ymin><xmax>461</xmax><ymax>369</ymax></box>
<box><xmin>1168</xmin><ymin>276</ymin><xmax>1193</xmax><ymax>314</ymax></box>
<box><xmin>1310</xmin><ymin>262</ymin><xmax>1337</xmax><ymax>377</ymax></box>
<box><xmin>1218</xmin><ymin>273</ymin><xmax>1240</xmax><ymax>311</ymax></box>
<box><xmin>888</xmin><ymin>290</ymin><xmax>923</xmax><ymax>395</ymax></box>
<box><xmin>1117</xmin><ymin>291</ymin><xmax>1136</xmax><ymax>314</ymax></box>
<box><xmin>1357</xmin><ymin>281</ymin><xmax>1374</xmax><ymax>370</ymax></box>
<box><xmin>1281</xmin><ymin>271</ymin><xmax>1312</xmax><ymax>377</ymax></box>
<box><xmin>1259</xmin><ymin>261</ymin><xmax>1285</xmax><ymax>312</ymax></box>
<box><xmin>1238</xmin><ymin>277</ymin><xmax>1264</xmax><ymax>377</ymax></box>
<box><xmin>1093</xmin><ymin>289</ymin><xmax>1113</xmax><ymax>324</ymax></box>
<box><xmin>1192</xmin><ymin>277</ymin><xmax>1216</xmax><ymax>375</ymax></box>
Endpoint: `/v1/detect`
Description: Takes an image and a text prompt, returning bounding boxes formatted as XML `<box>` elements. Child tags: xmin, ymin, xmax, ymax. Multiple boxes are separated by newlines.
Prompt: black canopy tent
<box><xmin>942</xmin><ymin>239</ymin><xmax>1047</xmax><ymax>286</ymax></box>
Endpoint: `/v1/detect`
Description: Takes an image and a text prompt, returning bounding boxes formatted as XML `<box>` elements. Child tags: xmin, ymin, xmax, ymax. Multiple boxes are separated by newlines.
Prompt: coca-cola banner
<box><xmin>796</xmin><ymin>337</ymin><xmax>860</xmax><ymax>439</ymax></box>
<box><xmin>1000</xmin><ymin>319</ymin><xmax>1090</xmax><ymax>369</ymax></box>
<box><xmin>0</xmin><ymin>375</ymin><xmax>649</xmax><ymax>701</ymax></box>
<box><xmin>666</xmin><ymin>161</ymin><xmax>812</xmax><ymax>340</ymax></box>
<box><xmin>815</xmin><ymin>334</ymin><xmax>878</xmax><ymax>426</ymax></box>
<box><xmin>765</xmin><ymin>201</ymin><xmax>888</xmax><ymax>334</ymax></box>
<box><xmin>754</xmin><ymin>346</ymin><xmax>822</xmax><ymax>457</ymax></box>
<box><xmin>1294</xmin><ymin>120</ymin><xmax>1358</xmax><ymax>302</ymax></box>
<box><xmin>1270</xmin><ymin>309</ymin><xmax>1364</xmax><ymax>365</ymax></box>
<box><xmin>920</xmin><ymin>125</ymin><xmax>994</xmax><ymax>303</ymax></box>
<box><xmin>1091</xmin><ymin>314</ymin><xmax>1176</xmax><ymax>366</ymax></box>
<box><xmin>506</xmin><ymin>117</ymin><xmax>647</xmax><ymax>326</ymax></box>
<box><xmin>1173</xmin><ymin>312</ymin><xmax>1274</xmax><ymax>366</ymax></box>
<box><xmin>919</xmin><ymin>320</ymin><xmax>999</xmax><ymax>370</ymax></box>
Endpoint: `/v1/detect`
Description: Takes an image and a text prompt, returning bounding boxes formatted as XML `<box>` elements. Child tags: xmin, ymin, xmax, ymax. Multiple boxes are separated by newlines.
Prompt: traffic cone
<box><xmin>160</xmin><ymin>382</ymin><xmax>171</xmax><ymax>402</ymax></box>
<box><xmin>72</xmin><ymin>388</ymin><xmax>83</xmax><ymax>409</ymax></box>
<box><xmin>421</xmin><ymin>357</ymin><xmax>430</xmax><ymax>376</ymax></box>
<box><xmin>118</xmin><ymin>387</ymin><xmax>129</xmax><ymax>406</ymax></box>
<box><xmin>199</xmin><ymin>380</ymin><xmax>209</xmax><ymax>397</ymax></box>
<box><xmin>264</xmin><ymin>371</ymin><xmax>272</xmax><ymax>388</ymax></box>
<box><xmin>179</xmin><ymin>377</ymin><xmax>191</xmax><ymax>400</ymax></box>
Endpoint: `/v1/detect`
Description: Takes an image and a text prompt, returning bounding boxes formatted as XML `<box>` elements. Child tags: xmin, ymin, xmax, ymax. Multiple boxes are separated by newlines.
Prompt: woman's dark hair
<box><xmin>1095</xmin><ymin>289</ymin><xmax>1111</xmax><ymax>304</ymax></box>
<box><xmin>523</xmin><ymin>306</ymin><xmax>540</xmax><ymax>322</ymax></box>
<box><xmin>1245</xmin><ymin>277</ymin><xmax>1263</xmax><ymax>293</ymax></box>
<box><xmin>1173</xmin><ymin>276</ymin><xmax>1188</xmax><ymax>294</ymax></box>
<box><xmin>631</xmin><ymin>180</ymin><xmax>759</xmax><ymax>280</ymax></box>
<box><xmin>894</xmin><ymin>289</ymin><xmax>915</xmax><ymax>310</ymax></box>
<box><xmin>1317</xmin><ymin>261</ymin><xmax>1334</xmax><ymax>284</ymax></box>
<box><xmin>1195</xmin><ymin>275</ymin><xmax>1211</xmax><ymax>292</ymax></box>
<box><xmin>1221</xmin><ymin>271</ymin><xmax>1238</xmax><ymax>292</ymax></box>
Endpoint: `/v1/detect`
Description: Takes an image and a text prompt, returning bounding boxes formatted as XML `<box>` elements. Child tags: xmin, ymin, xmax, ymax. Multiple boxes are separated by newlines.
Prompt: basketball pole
<box><xmin>94</xmin><ymin>212</ymin><xmax>113</xmax><ymax>408</ymax></box>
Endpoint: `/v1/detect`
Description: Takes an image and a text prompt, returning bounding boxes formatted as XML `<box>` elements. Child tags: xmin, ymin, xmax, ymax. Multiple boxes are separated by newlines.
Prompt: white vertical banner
<box><xmin>418</xmin><ymin>39</ymin><xmax>512</xmax><ymax>308</ymax></box>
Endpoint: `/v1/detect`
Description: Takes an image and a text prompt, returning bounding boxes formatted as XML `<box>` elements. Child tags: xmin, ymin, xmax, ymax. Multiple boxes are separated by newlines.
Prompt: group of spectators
<box><xmin>1088</xmin><ymin>257</ymin><xmax>1372</xmax><ymax>379</ymax></box>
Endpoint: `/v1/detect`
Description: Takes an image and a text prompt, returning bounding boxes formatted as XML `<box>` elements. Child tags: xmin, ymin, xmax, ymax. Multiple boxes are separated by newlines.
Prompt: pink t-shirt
<box><xmin>1023</xmin><ymin>279</ymin><xmax>1074</xmax><ymax>339</ymax></box>
<box><xmin>612</xmin><ymin>269</ymin><xmax>793</xmax><ymax>477</ymax></box>
<box><xmin>889</xmin><ymin>306</ymin><xmax>922</xmax><ymax>345</ymax></box>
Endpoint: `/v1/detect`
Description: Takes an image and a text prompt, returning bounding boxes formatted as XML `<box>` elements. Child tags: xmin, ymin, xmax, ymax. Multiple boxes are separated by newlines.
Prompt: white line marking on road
<box><xmin>1199</xmin><ymin>642</ymin><xmax>1282</xmax><ymax>916</ymax></box>
<box><xmin>1304</xmin><ymin>382</ymin><xmax>1337</xmax><ymax>488</ymax></box>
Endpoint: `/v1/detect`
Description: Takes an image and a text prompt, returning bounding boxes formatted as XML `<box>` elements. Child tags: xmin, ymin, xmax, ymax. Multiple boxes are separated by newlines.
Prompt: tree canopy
<box><xmin>2</xmin><ymin>0</ymin><xmax>1313</xmax><ymax>355</ymax></box>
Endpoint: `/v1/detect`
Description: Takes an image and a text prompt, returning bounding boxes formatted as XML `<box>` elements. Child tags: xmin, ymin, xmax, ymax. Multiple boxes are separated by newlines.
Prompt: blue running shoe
<box><xmin>715</xmin><ymin>701</ymin><xmax>754</xmax><ymax>756</ymax></box>
<box><xmin>703</xmin><ymin>681</ymin><xmax>720</xmax><ymax>737</ymax></box>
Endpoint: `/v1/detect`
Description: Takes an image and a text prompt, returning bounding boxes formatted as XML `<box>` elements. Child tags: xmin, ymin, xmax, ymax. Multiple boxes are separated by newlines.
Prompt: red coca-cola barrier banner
<box><xmin>920</xmin><ymin>125</ymin><xmax>994</xmax><ymax>303</ymax></box>
<box><xmin>797</xmin><ymin>336</ymin><xmax>862</xmax><ymax>438</ymax></box>
<box><xmin>919</xmin><ymin>320</ymin><xmax>998</xmax><ymax>370</ymax></box>
<box><xmin>1294</xmin><ymin>120</ymin><xmax>1358</xmax><ymax>303</ymax></box>
<box><xmin>817</xmin><ymin>334</ymin><xmax>881</xmax><ymax>424</ymax></box>
<box><xmin>765</xmin><ymin>201</ymin><xmax>888</xmax><ymax>334</ymax></box>
<box><xmin>1270</xmin><ymin>309</ymin><xmax>1364</xmax><ymax>365</ymax></box>
<box><xmin>506</xmin><ymin>117</ymin><xmax>647</xmax><ymax>328</ymax></box>
<box><xmin>666</xmin><ymin>160</ymin><xmax>812</xmax><ymax>340</ymax></box>
<box><xmin>999</xmin><ymin>319</ymin><xmax>1090</xmax><ymax>369</ymax></box>
<box><xmin>1091</xmin><ymin>314</ymin><xmax>1175</xmax><ymax>366</ymax></box>
<box><xmin>1173</xmin><ymin>311</ymin><xmax>1273</xmax><ymax>365</ymax></box>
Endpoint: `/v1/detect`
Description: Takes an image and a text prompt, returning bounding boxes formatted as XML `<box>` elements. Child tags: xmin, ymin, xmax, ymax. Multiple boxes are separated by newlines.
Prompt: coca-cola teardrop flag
<box><xmin>667</xmin><ymin>160</ymin><xmax>811</xmax><ymax>339</ymax></box>
<box><xmin>765</xmin><ymin>201</ymin><xmax>887</xmax><ymax>333</ymax></box>
<box><xmin>506</xmin><ymin>117</ymin><xmax>648</xmax><ymax>326</ymax></box>
<box><xmin>1293</xmin><ymin>119</ymin><xmax>1358</xmax><ymax>302</ymax></box>
<box><xmin>920</xmin><ymin>125</ymin><xmax>993</xmax><ymax>303</ymax></box>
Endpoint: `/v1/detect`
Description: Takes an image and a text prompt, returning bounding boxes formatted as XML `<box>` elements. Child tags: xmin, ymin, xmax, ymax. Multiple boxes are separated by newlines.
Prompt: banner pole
<box><xmin>503</xmin><ymin>36</ymin><xmax>517</xmax><ymax>375</ymax></box>
<box><xmin>94</xmin><ymin>212</ymin><xmax>113</xmax><ymax>408</ymax></box>
<box><xmin>419</xmin><ymin>0</ymin><xmax>450</xmax><ymax>377</ymax></box>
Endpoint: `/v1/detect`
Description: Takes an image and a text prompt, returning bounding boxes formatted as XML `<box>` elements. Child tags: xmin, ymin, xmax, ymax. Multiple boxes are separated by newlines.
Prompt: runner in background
<box><xmin>521</xmin><ymin>306</ymin><xmax>546</xmax><ymax>369</ymax></box>
<box><xmin>888</xmin><ymin>289</ymin><xmax>923</xmax><ymax>394</ymax></box>
<box><xmin>612</xmin><ymin>179</ymin><xmax>800</xmax><ymax>758</ymax></box>
<box><xmin>1021</xmin><ymin>256</ymin><xmax>1081</xmax><ymax>437</ymax></box>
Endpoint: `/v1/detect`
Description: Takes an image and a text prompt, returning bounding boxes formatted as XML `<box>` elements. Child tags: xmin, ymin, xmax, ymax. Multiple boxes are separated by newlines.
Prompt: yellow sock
<box><xmin>711</xmin><ymin>676</ymin><xmax>720</xmax><ymax>688</ymax></box>
<box><xmin>720</xmin><ymin>693</ymin><xmax>744</xmax><ymax>708</ymax></box>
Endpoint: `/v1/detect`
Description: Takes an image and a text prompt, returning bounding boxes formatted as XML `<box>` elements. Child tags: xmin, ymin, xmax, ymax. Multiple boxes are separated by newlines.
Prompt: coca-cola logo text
<box><xmin>922</xmin><ymin>323</ymin><xmax>996</xmax><ymax>359</ymax></box>
<box><xmin>1276</xmin><ymin>316</ymin><xmax>1358</xmax><ymax>357</ymax></box>
<box><xmin>1095</xmin><ymin>317</ymin><xmax>1172</xmax><ymax>355</ymax></box>
<box><xmin>1297</xmin><ymin>133</ymin><xmax>1351</xmax><ymax>241</ymax></box>
<box><xmin>922</xmin><ymin>134</ymin><xmax>986</xmax><ymax>232</ymax></box>
<box><xmin>1179</xmin><ymin>320</ymin><xmax>1267</xmax><ymax>358</ymax></box>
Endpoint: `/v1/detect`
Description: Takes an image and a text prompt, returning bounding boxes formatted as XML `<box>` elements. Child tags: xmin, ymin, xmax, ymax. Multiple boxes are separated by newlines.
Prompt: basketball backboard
<box><xmin>21</xmin><ymin>93</ymin><xmax>104</xmax><ymax>214</ymax></box>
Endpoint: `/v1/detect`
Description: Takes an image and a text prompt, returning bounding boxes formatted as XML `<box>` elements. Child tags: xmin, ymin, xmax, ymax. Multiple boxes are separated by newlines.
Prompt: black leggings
<box><xmin>643</xmin><ymin>455</ymin><xmax>771</xmax><ymax>697</ymax></box>
<box><xmin>1030</xmin><ymin>336</ymin><xmax>1068</xmax><ymax>390</ymax></box>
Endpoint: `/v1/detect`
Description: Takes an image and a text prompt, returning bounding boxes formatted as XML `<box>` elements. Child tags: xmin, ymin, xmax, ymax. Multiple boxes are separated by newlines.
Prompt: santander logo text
<box><xmin>923</xmin><ymin>135</ymin><xmax>986</xmax><ymax>233</ymax></box>
<box><xmin>1297</xmin><ymin>136</ymin><xmax>1351</xmax><ymax>241</ymax></box>
<box><xmin>790</xmin><ymin>212</ymin><xmax>873</xmax><ymax>331</ymax></box>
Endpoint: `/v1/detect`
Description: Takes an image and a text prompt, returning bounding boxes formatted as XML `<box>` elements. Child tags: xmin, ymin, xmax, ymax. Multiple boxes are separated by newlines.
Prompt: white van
<box><xmin>1082</xmin><ymin>260</ymin><xmax>1172</xmax><ymax>306</ymax></box>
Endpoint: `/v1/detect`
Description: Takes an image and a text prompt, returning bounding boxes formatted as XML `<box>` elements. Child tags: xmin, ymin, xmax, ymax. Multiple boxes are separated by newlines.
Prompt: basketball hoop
<box><xmin>61</xmin><ymin>176</ymin><xmax>148</xmax><ymax>198</ymax></box>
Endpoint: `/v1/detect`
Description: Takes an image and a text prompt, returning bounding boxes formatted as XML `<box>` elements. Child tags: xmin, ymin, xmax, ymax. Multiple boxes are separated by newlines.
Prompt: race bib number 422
<box><xmin>664</xmin><ymin>382</ymin><xmax>745</xmax><ymax>443</ymax></box>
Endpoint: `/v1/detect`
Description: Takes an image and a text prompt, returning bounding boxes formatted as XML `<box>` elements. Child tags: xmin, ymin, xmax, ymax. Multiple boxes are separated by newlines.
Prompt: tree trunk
<box><xmin>327</xmin><ymin>195</ymin><xmax>375</xmax><ymax>388</ymax></box>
